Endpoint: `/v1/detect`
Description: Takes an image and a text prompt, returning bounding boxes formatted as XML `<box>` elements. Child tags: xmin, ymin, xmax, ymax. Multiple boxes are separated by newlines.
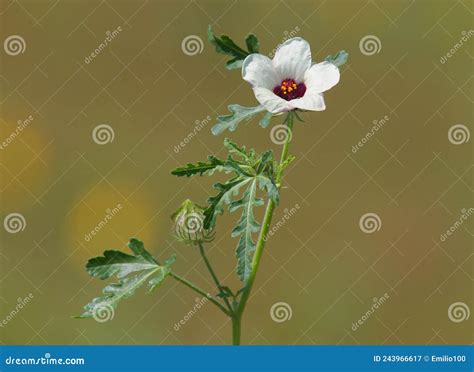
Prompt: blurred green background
<box><xmin>0</xmin><ymin>0</ymin><xmax>472</xmax><ymax>345</ymax></box>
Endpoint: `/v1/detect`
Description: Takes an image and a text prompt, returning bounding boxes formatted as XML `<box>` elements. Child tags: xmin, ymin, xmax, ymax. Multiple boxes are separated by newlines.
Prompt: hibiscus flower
<box><xmin>242</xmin><ymin>37</ymin><xmax>340</xmax><ymax>114</ymax></box>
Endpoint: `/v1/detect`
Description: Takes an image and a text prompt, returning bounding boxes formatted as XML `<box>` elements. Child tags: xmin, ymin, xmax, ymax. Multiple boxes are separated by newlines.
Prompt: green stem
<box><xmin>198</xmin><ymin>242</ymin><xmax>233</xmax><ymax>313</ymax></box>
<box><xmin>231</xmin><ymin>316</ymin><xmax>241</xmax><ymax>345</ymax></box>
<box><xmin>233</xmin><ymin>112</ymin><xmax>295</xmax><ymax>342</ymax></box>
<box><xmin>169</xmin><ymin>272</ymin><xmax>231</xmax><ymax>316</ymax></box>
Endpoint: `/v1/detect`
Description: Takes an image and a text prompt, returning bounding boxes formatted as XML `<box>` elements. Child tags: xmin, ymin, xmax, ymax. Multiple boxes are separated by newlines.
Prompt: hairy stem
<box><xmin>198</xmin><ymin>242</ymin><xmax>233</xmax><ymax>313</ymax></box>
<box><xmin>169</xmin><ymin>272</ymin><xmax>231</xmax><ymax>316</ymax></box>
<box><xmin>233</xmin><ymin>112</ymin><xmax>295</xmax><ymax>343</ymax></box>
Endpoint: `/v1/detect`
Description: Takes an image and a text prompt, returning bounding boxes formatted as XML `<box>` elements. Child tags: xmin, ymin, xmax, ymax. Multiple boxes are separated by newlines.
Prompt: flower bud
<box><xmin>171</xmin><ymin>199</ymin><xmax>214</xmax><ymax>245</ymax></box>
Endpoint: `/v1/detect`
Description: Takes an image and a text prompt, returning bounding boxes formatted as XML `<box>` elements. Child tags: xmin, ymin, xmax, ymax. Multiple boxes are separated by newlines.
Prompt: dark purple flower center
<box><xmin>273</xmin><ymin>78</ymin><xmax>306</xmax><ymax>101</ymax></box>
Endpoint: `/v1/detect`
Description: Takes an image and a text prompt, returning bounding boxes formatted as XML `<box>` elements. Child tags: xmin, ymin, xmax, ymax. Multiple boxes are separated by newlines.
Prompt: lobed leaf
<box><xmin>171</xmin><ymin>156</ymin><xmax>225</xmax><ymax>177</ymax></box>
<box><xmin>231</xmin><ymin>179</ymin><xmax>261</xmax><ymax>282</ymax></box>
<box><xmin>207</xmin><ymin>25</ymin><xmax>259</xmax><ymax>70</ymax></box>
<box><xmin>203</xmin><ymin>177</ymin><xmax>252</xmax><ymax>229</ymax></box>
<box><xmin>211</xmin><ymin>105</ymin><xmax>267</xmax><ymax>136</ymax></box>
<box><xmin>76</xmin><ymin>239</ymin><xmax>175</xmax><ymax>319</ymax></box>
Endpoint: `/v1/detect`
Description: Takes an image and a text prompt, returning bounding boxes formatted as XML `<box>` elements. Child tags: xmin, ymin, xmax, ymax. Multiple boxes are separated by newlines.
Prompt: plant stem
<box><xmin>198</xmin><ymin>242</ymin><xmax>233</xmax><ymax>313</ymax></box>
<box><xmin>231</xmin><ymin>316</ymin><xmax>241</xmax><ymax>345</ymax></box>
<box><xmin>233</xmin><ymin>112</ymin><xmax>295</xmax><ymax>343</ymax></box>
<box><xmin>169</xmin><ymin>272</ymin><xmax>231</xmax><ymax>316</ymax></box>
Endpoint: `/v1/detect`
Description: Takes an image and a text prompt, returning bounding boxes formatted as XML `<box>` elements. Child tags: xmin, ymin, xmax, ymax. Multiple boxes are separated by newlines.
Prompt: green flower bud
<box><xmin>171</xmin><ymin>199</ymin><xmax>214</xmax><ymax>245</ymax></box>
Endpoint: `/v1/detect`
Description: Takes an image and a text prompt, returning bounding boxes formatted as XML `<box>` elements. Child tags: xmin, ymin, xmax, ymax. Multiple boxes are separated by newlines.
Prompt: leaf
<box><xmin>76</xmin><ymin>239</ymin><xmax>175</xmax><ymax>319</ymax></box>
<box><xmin>325</xmin><ymin>50</ymin><xmax>348</xmax><ymax>67</ymax></box>
<box><xmin>230</xmin><ymin>179</ymin><xmax>261</xmax><ymax>282</ymax></box>
<box><xmin>217</xmin><ymin>286</ymin><xmax>234</xmax><ymax>299</ymax></box>
<box><xmin>226</xmin><ymin>58</ymin><xmax>243</xmax><ymax>70</ymax></box>
<box><xmin>171</xmin><ymin>156</ymin><xmax>225</xmax><ymax>177</ymax></box>
<box><xmin>128</xmin><ymin>238</ymin><xmax>158</xmax><ymax>264</ymax></box>
<box><xmin>203</xmin><ymin>139</ymin><xmax>279</xmax><ymax>230</ymax></box>
<box><xmin>259</xmin><ymin>112</ymin><xmax>273</xmax><ymax>128</ymax></box>
<box><xmin>245</xmin><ymin>34</ymin><xmax>259</xmax><ymax>53</ymax></box>
<box><xmin>208</xmin><ymin>26</ymin><xmax>260</xmax><ymax>70</ymax></box>
<box><xmin>256</xmin><ymin>175</ymin><xmax>279</xmax><ymax>205</ymax></box>
<box><xmin>211</xmin><ymin>105</ymin><xmax>267</xmax><ymax>135</ymax></box>
<box><xmin>255</xmin><ymin>150</ymin><xmax>273</xmax><ymax>175</ymax></box>
<box><xmin>279</xmin><ymin>154</ymin><xmax>296</xmax><ymax>172</ymax></box>
<box><xmin>86</xmin><ymin>251</ymin><xmax>157</xmax><ymax>280</ymax></box>
<box><xmin>148</xmin><ymin>255</ymin><xmax>176</xmax><ymax>291</ymax></box>
<box><xmin>208</xmin><ymin>25</ymin><xmax>248</xmax><ymax>61</ymax></box>
<box><xmin>223</xmin><ymin>138</ymin><xmax>255</xmax><ymax>163</ymax></box>
<box><xmin>203</xmin><ymin>177</ymin><xmax>252</xmax><ymax>229</ymax></box>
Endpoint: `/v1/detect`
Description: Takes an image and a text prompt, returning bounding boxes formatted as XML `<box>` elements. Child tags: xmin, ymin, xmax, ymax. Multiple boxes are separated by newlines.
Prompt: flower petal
<box><xmin>242</xmin><ymin>54</ymin><xmax>279</xmax><ymax>90</ymax></box>
<box><xmin>253</xmin><ymin>87</ymin><xmax>293</xmax><ymax>113</ymax></box>
<box><xmin>304</xmin><ymin>61</ymin><xmax>340</xmax><ymax>93</ymax></box>
<box><xmin>289</xmin><ymin>90</ymin><xmax>326</xmax><ymax>111</ymax></box>
<box><xmin>272</xmin><ymin>38</ymin><xmax>311</xmax><ymax>82</ymax></box>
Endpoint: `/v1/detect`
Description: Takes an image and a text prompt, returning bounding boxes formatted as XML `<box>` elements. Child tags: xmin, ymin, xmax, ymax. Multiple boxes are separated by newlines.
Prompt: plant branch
<box><xmin>233</xmin><ymin>111</ymin><xmax>295</xmax><ymax>338</ymax></box>
<box><xmin>169</xmin><ymin>272</ymin><xmax>232</xmax><ymax>316</ymax></box>
<box><xmin>198</xmin><ymin>242</ymin><xmax>233</xmax><ymax>313</ymax></box>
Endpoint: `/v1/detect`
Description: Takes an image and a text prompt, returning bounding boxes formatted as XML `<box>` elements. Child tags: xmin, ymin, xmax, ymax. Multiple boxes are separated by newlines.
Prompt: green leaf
<box><xmin>231</xmin><ymin>179</ymin><xmax>261</xmax><ymax>282</ymax></box>
<box><xmin>256</xmin><ymin>175</ymin><xmax>279</xmax><ymax>205</ymax></box>
<box><xmin>211</xmin><ymin>105</ymin><xmax>267</xmax><ymax>135</ymax></box>
<box><xmin>325</xmin><ymin>50</ymin><xmax>348</xmax><ymax>67</ymax></box>
<box><xmin>203</xmin><ymin>177</ymin><xmax>252</xmax><ymax>229</ymax></box>
<box><xmin>259</xmin><ymin>112</ymin><xmax>273</xmax><ymax>128</ymax></box>
<box><xmin>255</xmin><ymin>150</ymin><xmax>274</xmax><ymax>175</ymax></box>
<box><xmin>148</xmin><ymin>255</ymin><xmax>176</xmax><ymax>291</ymax></box>
<box><xmin>279</xmin><ymin>154</ymin><xmax>296</xmax><ymax>172</ymax></box>
<box><xmin>208</xmin><ymin>25</ymin><xmax>248</xmax><ymax>60</ymax></box>
<box><xmin>76</xmin><ymin>239</ymin><xmax>175</xmax><ymax>319</ymax></box>
<box><xmin>208</xmin><ymin>26</ymin><xmax>260</xmax><ymax>70</ymax></box>
<box><xmin>86</xmin><ymin>250</ymin><xmax>157</xmax><ymax>280</ymax></box>
<box><xmin>245</xmin><ymin>34</ymin><xmax>259</xmax><ymax>53</ymax></box>
<box><xmin>226</xmin><ymin>58</ymin><xmax>243</xmax><ymax>70</ymax></box>
<box><xmin>223</xmin><ymin>138</ymin><xmax>255</xmax><ymax>163</ymax></box>
<box><xmin>171</xmin><ymin>156</ymin><xmax>225</xmax><ymax>177</ymax></box>
<box><xmin>217</xmin><ymin>286</ymin><xmax>234</xmax><ymax>299</ymax></box>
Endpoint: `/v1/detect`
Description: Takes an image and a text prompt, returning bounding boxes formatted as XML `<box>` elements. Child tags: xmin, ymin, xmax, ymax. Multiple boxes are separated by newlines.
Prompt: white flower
<box><xmin>242</xmin><ymin>38</ymin><xmax>340</xmax><ymax>114</ymax></box>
